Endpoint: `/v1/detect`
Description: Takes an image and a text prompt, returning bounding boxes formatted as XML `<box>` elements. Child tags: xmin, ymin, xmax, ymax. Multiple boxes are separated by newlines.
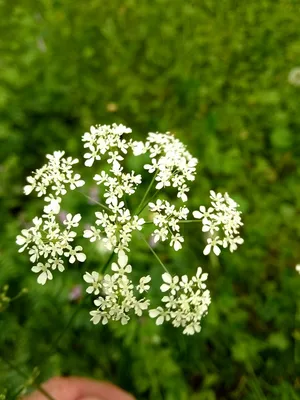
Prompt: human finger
<box><xmin>22</xmin><ymin>376</ymin><xmax>135</xmax><ymax>400</ymax></box>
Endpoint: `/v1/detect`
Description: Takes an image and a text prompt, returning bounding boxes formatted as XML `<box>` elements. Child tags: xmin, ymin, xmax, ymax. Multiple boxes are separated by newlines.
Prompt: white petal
<box><xmin>92</xmin><ymin>271</ymin><xmax>99</xmax><ymax>280</ymax></box>
<box><xmin>16</xmin><ymin>235</ymin><xmax>26</xmax><ymax>245</ymax></box>
<box><xmin>77</xmin><ymin>253</ymin><xmax>87</xmax><ymax>262</ymax></box>
<box><xmin>76</xmin><ymin>179</ymin><xmax>85</xmax><ymax>187</ymax></box>
<box><xmin>181</xmin><ymin>275</ymin><xmax>188</xmax><ymax>283</ymax></box>
<box><xmin>149</xmin><ymin>309</ymin><xmax>160</xmax><ymax>318</ymax></box>
<box><xmin>203</xmin><ymin>244</ymin><xmax>211</xmax><ymax>255</ymax></box>
<box><xmin>83</xmin><ymin>272</ymin><xmax>93</xmax><ymax>283</ymax></box>
<box><xmin>174</xmin><ymin>241</ymin><xmax>182</xmax><ymax>251</ymax></box>
<box><xmin>125</xmin><ymin>265</ymin><xmax>132</xmax><ymax>273</ymax></box>
<box><xmin>73</xmin><ymin>214</ymin><xmax>82</xmax><ymax>223</ymax></box>
<box><xmin>192</xmin><ymin>211</ymin><xmax>202</xmax><ymax>219</ymax></box>
<box><xmin>111</xmin><ymin>262</ymin><xmax>119</xmax><ymax>272</ymax></box>
<box><xmin>162</xmin><ymin>273</ymin><xmax>172</xmax><ymax>284</ymax></box>
<box><xmin>31</xmin><ymin>265</ymin><xmax>42</xmax><ymax>273</ymax></box>
<box><xmin>160</xmin><ymin>283</ymin><xmax>170</xmax><ymax>292</ymax></box>
<box><xmin>213</xmin><ymin>245</ymin><xmax>221</xmax><ymax>256</ymax></box>
<box><xmin>47</xmin><ymin>270</ymin><xmax>53</xmax><ymax>280</ymax></box>
<box><xmin>85</xmin><ymin>157</ymin><xmax>94</xmax><ymax>167</ymax></box>
<box><xmin>37</xmin><ymin>272</ymin><xmax>48</xmax><ymax>285</ymax></box>
<box><xmin>83</xmin><ymin>230</ymin><xmax>93</xmax><ymax>238</ymax></box>
<box><xmin>24</xmin><ymin>185</ymin><xmax>34</xmax><ymax>195</ymax></box>
<box><xmin>118</xmin><ymin>251</ymin><xmax>128</xmax><ymax>268</ymax></box>
<box><xmin>201</xmin><ymin>273</ymin><xmax>208</xmax><ymax>281</ymax></box>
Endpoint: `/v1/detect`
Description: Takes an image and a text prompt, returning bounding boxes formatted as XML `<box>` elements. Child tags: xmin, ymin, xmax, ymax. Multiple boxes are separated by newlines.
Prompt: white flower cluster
<box><xmin>82</xmin><ymin>124</ymin><xmax>146</xmax><ymax>253</ymax></box>
<box><xmin>149</xmin><ymin>200</ymin><xmax>189</xmax><ymax>251</ymax></box>
<box><xmin>82</xmin><ymin>123</ymin><xmax>132</xmax><ymax>167</ymax></box>
<box><xmin>23</xmin><ymin>151</ymin><xmax>85</xmax><ymax>197</ymax></box>
<box><xmin>193</xmin><ymin>190</ymin><xmax>244</xmax><ymax>256</ymax></box>
<box><xmin>16</xmin><ymin>210</ymin><xmax>86</xmax><ymax>284</ymax></box>
<box><xmin>17</xmin><ymin>152</ymin><xmax>86</xmax><ymax>284</ymax></box>
<box><xmin>149</xmin><ymin>268</ymin><xmax>211</xmax><ymax>335</ymax></box>
<box><xmin>84</xmin><ymin>251</ymin><xmax>151</xmax><ymax>325</ymax></box>
<box><xmin>17</xmin><ymin>123</ymin><xmax>244</xmax><ymax>335</ymax></box>
<box><xmin>143</xmin><ymin>132</ymin><xmax>198</xmax><ymax>201</ymax></box>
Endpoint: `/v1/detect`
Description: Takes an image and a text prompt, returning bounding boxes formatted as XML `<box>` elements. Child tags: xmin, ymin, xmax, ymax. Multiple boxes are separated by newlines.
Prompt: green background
<box><xmin>1</xmin><ymin>1</ymin><xmax>300</xmax><ymax>399</ymax></box>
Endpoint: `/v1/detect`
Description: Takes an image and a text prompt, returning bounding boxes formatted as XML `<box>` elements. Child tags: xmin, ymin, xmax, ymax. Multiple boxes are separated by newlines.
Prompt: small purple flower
<box><xmin>68</xmin><ymin>285</ymin><xmax>83</xmax><ymax>302</ymax></box>
<box><xmin>58</xmin><ymin>211</ymin><xmax>68</xmax><ymax>224</ymax></box>
<box><xmin>88</xmin><ymin>186</ymin><xmax>100</xmax><ymax>204</ymax></box>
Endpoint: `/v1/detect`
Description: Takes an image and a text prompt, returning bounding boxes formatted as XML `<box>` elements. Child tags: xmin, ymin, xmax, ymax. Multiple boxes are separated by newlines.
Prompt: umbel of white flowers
<box><xmin>16</xmin><ymin>124</ymin><xmax>244</xmax><ymax>335</ymax></box>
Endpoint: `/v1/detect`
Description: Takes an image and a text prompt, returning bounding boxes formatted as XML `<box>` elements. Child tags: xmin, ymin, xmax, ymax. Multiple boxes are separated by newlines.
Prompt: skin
<box><xmin>22</xmin><ymin>377</ymin><xmax>135</xmax><ymax>400</ymax></box>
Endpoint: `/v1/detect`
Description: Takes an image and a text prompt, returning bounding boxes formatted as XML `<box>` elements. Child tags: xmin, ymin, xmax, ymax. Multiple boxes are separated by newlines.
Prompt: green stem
<box><xmin>177</xmin><ymin>219</ymin><xmax>202</xmax><ymax>224</ymax></box>
<box><xmin>10</xmin><ymin>288</ymin><xmax>28</xmax><ymax>303</ymax></box>
<box><xmin>135</xmin><ymin>173</ymin><xmax>157</xmax><ymax>215</ymax></box>
<box><xmin>99</xmin><ymin>249</ymin><xmax>116</xmax><ymax>274</ymax></box>
<box><xmin>45</xmin><ymin>250</ymin><xmax>115</xmax><ymax>363</ymax></box>
<box><xmin>137</xmin><ymin>189</ymin><xmax>160</xmax><ymax>216</ymax></box>
<box><xmin>44</xmin><ymin>304</ymin><xmax>84</xmax><ymax>364</ymax></box>
<box><xmin>0</xmin><ymin>356</ymin><xmax>56</xmax><ymax>400</ymax></box>
<box><xmin>81</xmin><ymin>193</ymin><xmax>110</xmax><ymax>212</ymax></box>
<box><xmin>139</xmin><ymin>234</ymin><xmax>169</xmax><ymax>274</ymax></box>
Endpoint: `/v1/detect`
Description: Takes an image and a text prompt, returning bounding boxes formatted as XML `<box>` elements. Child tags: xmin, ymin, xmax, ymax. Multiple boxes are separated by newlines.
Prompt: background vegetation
<box><xmin>1</xmin><ymin>0</ymin><xmax>300</xmax><ymax>399</ymax></box>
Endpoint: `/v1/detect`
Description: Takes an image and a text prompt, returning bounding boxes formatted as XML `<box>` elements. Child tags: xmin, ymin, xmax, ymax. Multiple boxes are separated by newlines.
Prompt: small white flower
<box><xmin>131</xmin><ymin>141</ymin><xmax>146</xmax><ymax>155</ymax></box>
<box><xmin>296</xmin><ymin>264</ymin><xmax>300</xmax><ymax>274</ymax></box>
<box><xmin>49</xmin><ymin>258</ymin><xmax>65</xmax><ymax>272</ymax></box>
<box><xmin>83</xmin><ymin>226</ymin><xmax>101</xmax><ymax>242</ymax></box>
<box><xmin>28</xmin><ymin>246</ymin><xmax>40</xmax><ymax>263</ymax></box>
<box><xmin>136</xmin><ymin>275</ymin><xmax>151</xmax><ymax>293</ymax></box>
<box><xmin>65</xmin><ymin>246</ymin><xmax>86</xmax><ymax>263</ymax></box>
<box><xmin>160</xmin><ymin>273</ymin><xmax>180</xmax><ymax>294</ymax></box>
<box><xmin>111</xmin><ymin>250</ymin><xmax>132</xmax><ymax>276</ymax></box>
<box><xmin>83</xmin><ymin>271</ymin><xmax>101</xmax><ymax>295</ymax></box>
<box><xmin>16</xmin><ymin>230</ymin><xmax>33</xmax><ymax>252</ymax></box>
<box><xmin>68</xmin><ymin>173</ymin><xmax>85</xmax><ymax>190</ymax></box>
<box><xmin>63</xmin><ymin>213</ymin><xmax>82</xmax><ymax>229</ymax></box>
<box><xmin>43</xmin><ymin>199</ymin><xmax>61</xmax><ymax>215</ymax></box>
<box><xmin>31</xmin><ymin>262</ymin><xmax>53</xmax><ymax>285</ymax></box>
<box><xmin>24</xmin><ymin>176</ymin><xmax>36</xmax><ymax>195</ymax></box>
<box><xmin>170</xmin><ymin>234</ymin><xmax>184</xmax><ymax>251</ymax></box>
<box><xmin>149</xmin><ymin>307</ymin><xmax>169</xmax><ymax>325</ymax></box>
<box><xmin>84</xmin><ymin>145</ymin><xmax>101</xmax><ymax>167</ymax></box>
<box><xmin>193</xmin><ymin>206</ymin><xmax>214</xmax><ymax>224</ymax></box>
<box><xmin>203</xmin><ymin>237</ymin><xmax>222</xmax><ymax>256</ymax></box>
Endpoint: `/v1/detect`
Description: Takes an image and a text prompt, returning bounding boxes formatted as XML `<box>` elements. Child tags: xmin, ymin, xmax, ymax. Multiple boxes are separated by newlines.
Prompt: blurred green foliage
<box><xmin>1</xmin><ymin>0</ymin><xmax>300</xmax><ymax>399</ymax></box>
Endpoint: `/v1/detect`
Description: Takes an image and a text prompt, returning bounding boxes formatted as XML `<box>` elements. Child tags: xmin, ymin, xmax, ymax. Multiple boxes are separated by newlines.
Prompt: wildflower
<box><xmin>83</xmin><ymin>271</ymin><xmax>101</xmax><ymax>295</ymax></box>
<box><xmin>31</xmin><ymin>263</ymin><xmax>53</xmax><ymax>285</ymax></box>
<box><xmin>64</xmin><ymin>246</ymin><xmax>86</xmax><ymax>264</ymax></box>
<box><xmin>86</xmin><ymin>251</ymin><xmax>151</xmax><ymax>325</ymax></box>
<box><xmin>150</xmin><ymin>268</ymin><xmax>210</xmax><ymax>334</ymax></box>
<box><xmin>203</xmin><ymin>237</ymin><xmax>222</xmax><ymax>256</ymax></box>
<box><xmin>149</xmin><ymin>200</ymin><xmax>188</xmax><ymax>250</ymax></box>
<box><xmin>160</xmin><ymin>273</ymin><xmax>179</xmax><ymax>294</ymax></box>
<box><xmin>68</xmin><ymin>285</ymin><xmax>83</xmax><ymax>302</ymax></box>
<box><xmin>18</xmin><ymin>122</ymin><xmax>244</xmax><ymax>334</ymax></box>
<box><xmin>111</xmin><ymin>250</ymin><xmax>132</xmax><ymax>277</ymax></box>
<box><xmin>136</xmin><ymin>276</ymin><xmax>151</xmax><ymax>293</ymax></box>
<box><xmin>193</xmin><ymin>191</ymin><xmax>243</xmax><ymax>255</ymax></box>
